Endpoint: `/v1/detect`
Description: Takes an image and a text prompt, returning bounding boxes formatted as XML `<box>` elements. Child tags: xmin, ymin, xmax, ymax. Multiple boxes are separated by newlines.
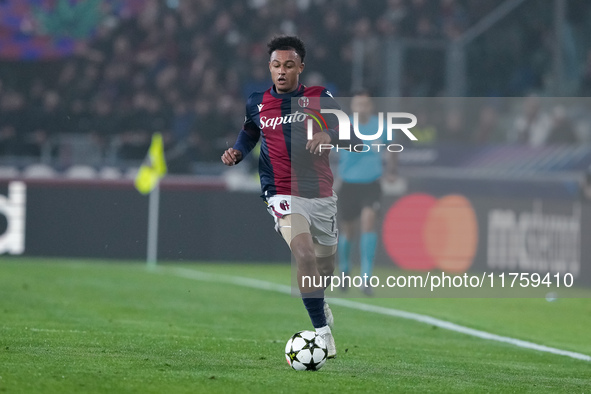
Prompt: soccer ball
<box><xmin>284</xmin><ymin>330</ymin><xmax>328</xmax><ymax>371</ymax></box>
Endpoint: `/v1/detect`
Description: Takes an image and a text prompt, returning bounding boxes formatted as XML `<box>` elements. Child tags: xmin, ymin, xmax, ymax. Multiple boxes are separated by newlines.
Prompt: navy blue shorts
<box><xmin>338</xmin><ymin>180</ymin><xmax>382</xmax><ymax>222</ymax></box>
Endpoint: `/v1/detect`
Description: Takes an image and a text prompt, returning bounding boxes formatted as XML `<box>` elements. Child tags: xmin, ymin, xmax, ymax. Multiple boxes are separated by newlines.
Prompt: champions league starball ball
<box><xmin>284</xmin><ymin>330</ymin><xmax>328</xmax><ymax>371</ymax></box>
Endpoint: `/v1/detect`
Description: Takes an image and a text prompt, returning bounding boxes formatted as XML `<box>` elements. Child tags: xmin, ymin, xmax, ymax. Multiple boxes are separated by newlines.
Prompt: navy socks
<box><xmin>301</xmin><ymin>288</ymin><xmax>327</xmax><ymax>328</ymax></box>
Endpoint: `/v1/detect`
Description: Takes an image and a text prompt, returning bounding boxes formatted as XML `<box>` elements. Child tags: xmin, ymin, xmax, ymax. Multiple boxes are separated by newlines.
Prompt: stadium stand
<box><xmin>21</xmin><ymin>163</ymin><xmax>56</xmax><ymax>178</ymax></box>
<box><xmin>1</xmin><ymin>0</ymin><xmax>591</xmax><ymax>175</ymax></box>
<box><xmin>64</xmin><ymin>164</ymin><xmax>98</xmax><ymax>179</ymax></box>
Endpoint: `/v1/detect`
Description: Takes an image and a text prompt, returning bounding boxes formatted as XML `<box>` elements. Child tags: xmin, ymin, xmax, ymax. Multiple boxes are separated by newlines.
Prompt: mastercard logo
<box><xmin>382</xmin><ymin>193</ymin><xmax>478</xmax><ymax>272</ymax></box>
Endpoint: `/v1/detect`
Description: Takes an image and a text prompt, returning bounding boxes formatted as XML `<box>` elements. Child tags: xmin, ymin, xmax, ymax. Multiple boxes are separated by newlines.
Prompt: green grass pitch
<box><xmin>0</xmin><ymin>258</ymin><xmax>590</xmax><ymax>393</ymax></box>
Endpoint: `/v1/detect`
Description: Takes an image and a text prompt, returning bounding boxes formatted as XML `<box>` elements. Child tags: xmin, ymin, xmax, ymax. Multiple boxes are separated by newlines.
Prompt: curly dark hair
<box><xmin>267</xmin><ymin>36</ymin><xmax>306</xmax><ymax>62</ymax></box>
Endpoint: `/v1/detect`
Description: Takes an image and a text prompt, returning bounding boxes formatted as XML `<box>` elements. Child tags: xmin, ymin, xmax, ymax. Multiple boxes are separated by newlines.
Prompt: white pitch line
<box><xmin>159</xmin><ymin>266</ymin><xmax>591</xmax><ymax>362</ymax></box>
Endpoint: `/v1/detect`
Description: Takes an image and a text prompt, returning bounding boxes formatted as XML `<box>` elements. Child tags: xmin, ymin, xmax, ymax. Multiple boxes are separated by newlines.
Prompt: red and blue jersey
<box><xmin>233</xmin><ymin>84</ymin><xmax>343</xmax><ymax>199</ymax></box>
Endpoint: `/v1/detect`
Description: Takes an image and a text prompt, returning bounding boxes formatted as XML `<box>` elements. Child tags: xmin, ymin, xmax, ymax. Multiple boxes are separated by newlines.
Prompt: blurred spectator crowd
<box><xmin>1</xmin><ymin>0</ymin><xmax>591</xmax><ymax>174</ymax></box>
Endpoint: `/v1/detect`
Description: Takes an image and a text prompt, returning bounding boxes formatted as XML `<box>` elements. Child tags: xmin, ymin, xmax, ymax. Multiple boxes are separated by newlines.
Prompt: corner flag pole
<box><xmin>134</xmin><ymin>132</ymin><xmax>167</xmax><ymax>269</ymax></box>
<box><xmin>146</xmin><ymin>182</ymin><xmax>160</xmax><ymax>269</ymax></box>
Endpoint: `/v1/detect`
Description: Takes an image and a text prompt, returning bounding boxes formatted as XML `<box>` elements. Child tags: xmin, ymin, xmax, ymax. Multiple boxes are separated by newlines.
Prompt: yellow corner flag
<box><xmin>135</xmin><ymin>133</ymin><xmax>167</xmax><ymax>194</ymax></box>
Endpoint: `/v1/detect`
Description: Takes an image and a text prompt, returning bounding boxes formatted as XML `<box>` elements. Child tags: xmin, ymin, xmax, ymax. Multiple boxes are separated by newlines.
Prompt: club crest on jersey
<box><xmin>298</xmin><ymin>96</ymin><xmax>309</xmax><ymax>108</ymax></box>
<box><xmin>280</xmin><ymin>200</ymin><xmax>290</xmax><ymax>211</ymax></box>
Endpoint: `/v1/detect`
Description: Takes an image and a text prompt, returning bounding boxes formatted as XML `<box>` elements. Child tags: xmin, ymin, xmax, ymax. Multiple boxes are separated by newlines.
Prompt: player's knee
<box><xmin>316</xmin><ymin>253</ymin><xmax>336</xmax><ymax>277</ymax></box>
<box><xmin>293</xmin><ymin>246</ymin><xmax>316</xmax><ymax>269</ymax></box>
<box><xmin>318</xmin><ymin>261</ymin><xmax>334</xmax><ymax>277</ymax></box>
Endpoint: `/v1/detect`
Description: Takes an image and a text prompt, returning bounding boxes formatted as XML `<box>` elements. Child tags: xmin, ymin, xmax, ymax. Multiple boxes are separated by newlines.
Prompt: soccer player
<box><xmin>221</xmin><ymin>36</ymin><xmax>358</xmax><ymax>358</ymax></box>
<box><xmin>337</xmin><ymin>91</ymin><xmax>397</xmax><ymax>296</ymax></box>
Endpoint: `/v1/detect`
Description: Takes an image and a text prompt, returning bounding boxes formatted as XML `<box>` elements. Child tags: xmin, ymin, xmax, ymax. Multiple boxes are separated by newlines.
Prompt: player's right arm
<box><xmin>221</xmin><ymin>147</ymin><xmax>243</xmax><ymax>166</ymax></box>
<box><xmin>221</xmin><ymin>96</ymin><xmax>261</xmax><ymax>166</ymax></box>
